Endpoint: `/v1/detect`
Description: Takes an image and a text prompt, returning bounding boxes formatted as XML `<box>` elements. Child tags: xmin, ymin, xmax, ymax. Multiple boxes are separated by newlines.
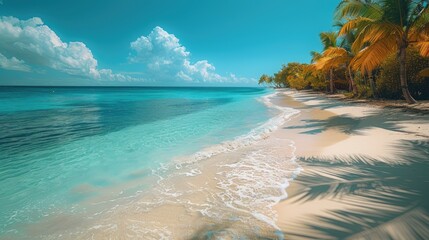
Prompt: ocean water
<box><xmin>0</xmin><ymin>87</ymin><xmax>299</xmax><ymax>238</ymax></box>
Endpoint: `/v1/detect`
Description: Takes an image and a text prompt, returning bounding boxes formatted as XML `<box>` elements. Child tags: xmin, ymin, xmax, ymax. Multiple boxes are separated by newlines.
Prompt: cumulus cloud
<box><xmin>0</xmin><ymin>16</ymin><xmax>253</xmax><ymax>85</ymax></box>
<box><xmin>130</xmin><ymin>26</ymin><xmax>252</xmax><ymax>84</ymax></box>
<box><xmin>0</xmin><ymin>16</ymin><xmax>136</xmax><ymax>82</ymax></box>
<box><xmin>0</xmin><ymin>53</ymin><xmax>31</xmax><ymax>72</ymax></box>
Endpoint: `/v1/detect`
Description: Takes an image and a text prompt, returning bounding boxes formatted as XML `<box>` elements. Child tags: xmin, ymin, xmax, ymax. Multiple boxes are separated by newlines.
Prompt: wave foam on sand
<box><xmin>174</xmin><ymin>92</ymin><xmax>300</xmax><ymax>165</ymax></box>
<box><xmin>25</xmin><ymin>92</ymin><xmax>303</xmax><ymax>239</ymax></box>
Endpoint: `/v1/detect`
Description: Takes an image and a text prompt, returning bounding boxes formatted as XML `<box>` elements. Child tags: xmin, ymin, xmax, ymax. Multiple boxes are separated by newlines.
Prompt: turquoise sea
<box><xmin>0</xmin><ymin>87</ymin><xmax>284</xmax><ymax>237</ymax></box>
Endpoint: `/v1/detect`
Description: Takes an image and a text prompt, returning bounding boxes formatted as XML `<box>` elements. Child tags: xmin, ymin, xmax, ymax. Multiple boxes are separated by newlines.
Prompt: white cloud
<box><xmin>130</xmin><ymin>26</ymin><xmax>252</xmax><ymax>84</ymax></box>
<box><xmin>130</xmin><ymin>27</ymin><xmax>189</xmax><ymax>68</ymax></box>
<box><xmin>0</xmin><ymin>16</ymin><xmax>137</xmax><ymax>82</ymax></box>
<box><xmin>98</xmin><ymin>69</ymin><xmax>139</xmax><ymax>82</ymax></box>
<box><xmin>0</xmin><ymin>17</ymin><xmax>252</xmax><ymax>85</ymax></box>
<box><xmin>0</xmin><ymin>53</ymin><xmax>31</xmax><ymax>72</ymax></box>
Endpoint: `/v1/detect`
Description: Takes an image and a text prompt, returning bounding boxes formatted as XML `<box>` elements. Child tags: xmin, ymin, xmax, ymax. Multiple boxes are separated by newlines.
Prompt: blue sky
<box><xmin>0</xmin><ymin>0</ymin><xmax>339</xmax><ymax>86</ymax></box>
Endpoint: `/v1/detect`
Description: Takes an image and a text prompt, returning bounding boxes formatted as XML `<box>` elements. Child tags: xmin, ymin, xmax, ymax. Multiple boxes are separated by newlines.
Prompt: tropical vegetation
<box><xmin>259</xmin><ymin>0</ymin><xmax>429</xmax><ymax>104</ymax></box>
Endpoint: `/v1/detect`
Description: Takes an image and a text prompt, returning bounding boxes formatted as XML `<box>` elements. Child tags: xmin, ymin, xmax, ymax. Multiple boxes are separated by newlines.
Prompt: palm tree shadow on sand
<box><xmin>284</xmin><ymin>109</ymin><xmax>427</xmax><ymax>136</ymax></box>
<box><xmin>279</xmin><ymin>139</ymin><xmax>429</xmax><ymax>239</ymax></box>
<box><xmin>187</xmin><ymin>140</ymin><xmax>429</xmax><ymax>240</ymax></box>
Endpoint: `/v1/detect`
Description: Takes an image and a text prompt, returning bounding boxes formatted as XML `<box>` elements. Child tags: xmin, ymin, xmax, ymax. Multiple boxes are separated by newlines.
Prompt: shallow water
<box><xmin>0</xmin><ymin>87</ymin><xmax>299</xmax><ymax>238</ymax></box>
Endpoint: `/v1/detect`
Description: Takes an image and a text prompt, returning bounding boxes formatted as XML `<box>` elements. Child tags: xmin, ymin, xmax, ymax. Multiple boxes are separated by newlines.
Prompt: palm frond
<box><xmin>339</xmin><ymin>17</ymin><xmax>374</xmax><ymax>36</ymax></box>
<box><xmin>329</xmin><ymin>56</ymin><xmax>350</xmax><ymax>69</ymax></box>
<box><xmin>340</xmin><ymin>28</ymin><xmax>357</xmax><ymax>53</ymax></box>
<box><xmin>408</xmin><ymin>2</ymin><xmax>429</xmax><ymax>32</ymax></box>
<box><xmin>362</xmin><ymin>22</ymin><xmax>402</xmax><ymax>43</ymax></box>
<box><xmin>418</xmin><ymin>67</ymin><xmax>429</xmax><ymax>77</ymax></box>
<box><xmin>320</xmin><ymin>32</ymin><xmax>339</xmax><ymax>50</ymax></box>
<box><xmin>314</xmin><ymin>56</ymin><xmax>332</xmax><ymax>71</ymax></box>
<box><xmin>310</xmin><ymin>51</ymin><xmax>322</xmax><ymax>63</ymax></box>
<box><xmin>351</xmin><ymin>35</ymin><xmax>398</xmax><ymax>73</ymax></box>
<box><xmin>416</xmin><ymin>38</ymin><xmax>429</xmax><ymax>57</ymax></box>
<box><xmin>323</xmin><ymin>47</ymin><xmax>349</xmax><ymax>57</ymax></box>
<box><xmin>352</xmin><ymin>21</ymin><xmax>401</xmax><ymax>54</ymax></box>
<box><xmin>335</xmin><ymin>0</ymin><xmax>383</xmax><ymax>21</ymax></box>
<box><xmin>314</xmin><ymin>46</ymin><xmax>352</xmax><ymax>72</ymax></box>
<box><xmin>380</xmin><ymin>0</ymin><xmax>411</xmax><ymax>26</ymax></box>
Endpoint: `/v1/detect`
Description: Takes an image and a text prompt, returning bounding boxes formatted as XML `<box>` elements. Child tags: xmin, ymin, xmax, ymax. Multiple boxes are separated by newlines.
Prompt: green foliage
<box><xmin>284</xmin><ymin>63</ymin><xmax>309</xmax><ymax>90</ymax></box>
<box><xmin>273</xmin><ymin>64</ymin><xmax>291</xmax><ymax>88</ymax></box>
<box><xmin>333</xmin><ymin>68</ymin><xmax>350</xmax><ymax>91</ymax></box>
<box><xmin>308</xmin><ymin>74</ymin><xmax>326</xmax><ymax>91</ymax></box>
<box><xmin>258</xmin><ymin>74</ymin><xmax>273</xmax><ymax>86</ymax></box>
<box><xmin>263</xmin><ymin>1</ymin><xmax>429</xmax><ymax>102</ymax></box>
<box><xmin>377</xmin><ymin>49</ymin><xmax>429</xmax><ymax>100</ymax></box>
<box><xmin>263</xmin><ymin>62</ymin><xmax>330</xmax><ymax>91</ymax></box>
<box><xmin>310</xmin><ymin>51</ymin><xmax>322</xmax><ymax>63</ymax></box>
<box><xmin>356</xmin><ymin>81</ymin><xmax>373</xmax><ymax>98</ymax></box>
<box><xmin>351</xmin><ymin>72</ymin><xmax>374</xmax><ymax>98</ymax></box>
<box><xmin>288</xmin><ymin>75</ymin><xmax>309</xmax><ymax>90</ymax></box>
<box><xmin>319</xmin><ymin>32</ymin><xmax>338</xmax><ymax>50</ymax></box>
<box><xmin>259</xmin><ymin>63</ymin><xmax>314</xmax><ymax>89</ymax></box>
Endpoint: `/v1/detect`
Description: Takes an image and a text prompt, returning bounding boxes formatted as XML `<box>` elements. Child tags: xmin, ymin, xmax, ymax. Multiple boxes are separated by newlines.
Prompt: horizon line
<box><xmin>0</xmin><ymin>85</ymin><xmax>268</xmax><ymax>88</ymax></box>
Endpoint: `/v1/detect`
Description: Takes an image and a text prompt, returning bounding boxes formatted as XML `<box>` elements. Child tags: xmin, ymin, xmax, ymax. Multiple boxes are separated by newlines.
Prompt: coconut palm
<box><xmin>315</xmin><ymin>29</ymin><xmax>362</xmax><ymax>96</ymax></box>
<box><xmin>315</xmin><ymin>32</ymin><xmax>340</xmax><ymax>94</ymax></box>
<box><xmin>258</xmin><ymin>74</ymin><xmax>273</xmax><ymax>86</ymax></box>
<box><xmin>310</xmin><ymin>51</ymin><xmax>323</xmax><ymax>63</ymax></box>
<box><xmin>336</xmin><ymin>0</ymin><xmax>429</xmax><ymax>104</ymax></box>
<box><xmin>317</xmin><ymin>47</ymin><xmax>359</xmax><ymax>95</ymax></box>
<box><xmin>316</xmin><ymin>26</ymin><xmax>361</xmax><ymax>96</ymax></box>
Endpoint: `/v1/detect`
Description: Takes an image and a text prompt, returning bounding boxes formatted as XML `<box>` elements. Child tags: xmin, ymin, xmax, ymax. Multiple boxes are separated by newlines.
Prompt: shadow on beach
<box><xmin>281</xmin><ymin>139</ymin><xmax>429</xmax><ymax>239</ymax></box>
<box><xmin>277</xmin><ymin>92</ymin><xmax>429</xmax><ymax>239</ymax></box>
<box><xmin>187</xmin><ymin>92</ymin><xmax>429</xmax><ymax>239</ymax></box>
<box><xmin>284</xmin><ymin>108</ymin><xmax>427</xmax><ymax>137</ymax></box>
<box><xmin>187</xmin><ymin>139</ymin><xmax>429</xmax><ymax>239</ymax></box>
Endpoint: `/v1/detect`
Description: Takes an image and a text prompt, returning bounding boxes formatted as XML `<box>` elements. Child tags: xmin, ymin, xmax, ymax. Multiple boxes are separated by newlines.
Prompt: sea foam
<box><xmin>18</xmin><ymin>91</ymin><xmax>303</xmax><ymax>239</ymax></box>
<box><xmin>173</xmin><ymin>92</ymin><xmax>300</xmax><ymax>166</ymax></box>
<box><xmin>148</xmin><ymin>91</ymin><xmax>303</xmax><ymax>237</ymax></box>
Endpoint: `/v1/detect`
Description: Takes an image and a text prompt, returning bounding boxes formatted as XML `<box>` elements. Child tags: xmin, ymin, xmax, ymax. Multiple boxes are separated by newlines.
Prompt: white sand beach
<box><xmin>274</xmin><ymin>90</ymin><xmax>429</xmax><ymax>239</ymax></box>
<box><xmin>13</xmin><ymin>90</ymin><xmax>429</xmax><ymax>240</ymax></box>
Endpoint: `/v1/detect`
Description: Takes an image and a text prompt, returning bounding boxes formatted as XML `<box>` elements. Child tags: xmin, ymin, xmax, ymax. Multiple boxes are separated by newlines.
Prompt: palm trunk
<box><xmin>368</xmin><ymin>73</ymin><xmax>377</xmax><ymax>99</ymax></box>
<box><xmin>346</xmin><ymin>71</ymin><xmax>352</xmax><ymax>92</ymax></box>
<box><xmin>348</xmin><ymin>67</ymin><xmax>358</xmax><ymax>96</ymax></box>
<box><xmin>329</xmin><ymin>68</ymin><xmax>335</xmax><ymax>94</ymax></box>
<box><xmin>399</xmin><ymin>46</ymin><xmax>417</xmax><ymax>104</ymax></box>
<box><xmin>325</xmin><ymin>74</ymin><xmax>329</xmax><ymax>92</ymax></box>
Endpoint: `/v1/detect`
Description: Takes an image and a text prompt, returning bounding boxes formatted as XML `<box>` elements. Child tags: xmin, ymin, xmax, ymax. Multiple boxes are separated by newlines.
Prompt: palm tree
<box><xmin>336</xmin><ymin>0</ymin><xmax>429</xmax><ymax>104</ymax></box>
<box><xmin>315</xmin><ymin>30</ymin><xmax>361</xmax><ymax>96</ymax></box>
<box><xmin>337</xmin><ymin>22</ymin><xmax>361</xmax><ymax>96</ymax></box>
<box><xmin>317</xmin><ymin>24</ymin><xmax>361</xmax><ymax>96</ymax></box>
<box><xmin>258</xmin><ymin>74</ymin><xmax>273</xmax><ymax>86</ymax></box>
<box><xmin>316</xmin><ymin>32</ymin><xmax>340</xmax><ymax>94</ymax></box>
<box><xmin>310</xmin><ymin>51</ymin><xmax>322</xmax><ymax>63</ymax></box>
<box><xmin>317</xmin><ymin>47</ymin><xmax>359</xmax><ymax>95</ymax></box>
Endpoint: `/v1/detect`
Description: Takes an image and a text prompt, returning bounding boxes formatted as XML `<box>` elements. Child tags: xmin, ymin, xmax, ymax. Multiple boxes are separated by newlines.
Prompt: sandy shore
<box><xmin>273</xmin><ymin>90</ymin><xmax>429</xmax><ymax>239</ymax></box>
<box><xmin>10</xmin><ymin>89</ymin><xmax>429</xmax><ymax>239</ymax></box>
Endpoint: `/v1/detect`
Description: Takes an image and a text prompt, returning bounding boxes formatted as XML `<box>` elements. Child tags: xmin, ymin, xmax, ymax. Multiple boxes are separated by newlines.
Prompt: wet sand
<box><xmin>8</xmin><ymin>89</ymin><xmax>429</xmax><ymax>239</ymax></box>
<box><xmin>14</xmin><ymin>91</ymin><xmax>300</xmax><ymax>239</ymax></box>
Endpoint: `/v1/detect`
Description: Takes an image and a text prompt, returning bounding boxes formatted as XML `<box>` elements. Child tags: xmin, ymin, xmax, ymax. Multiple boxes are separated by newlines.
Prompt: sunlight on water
<box><xmin>0</xmin><ymin>87</ymin><xmax>275</xmax><ymax>236</ymax></box>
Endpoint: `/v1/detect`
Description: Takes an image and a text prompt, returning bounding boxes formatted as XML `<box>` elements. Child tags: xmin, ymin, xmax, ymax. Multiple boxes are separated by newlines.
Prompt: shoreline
<box><xmin>4</xmin><ymin>88</ymin><xmax>428</xmax><ymax>239</ymax></box>
<box><xmin>10</xmin><ymin>90</ymin><xmax>300</xmax><ymax>239</ymax></box>
<box><xmin>273</xmin><ymin>89</ymin><xmax>429</xmax><ymax>239</ymax></box>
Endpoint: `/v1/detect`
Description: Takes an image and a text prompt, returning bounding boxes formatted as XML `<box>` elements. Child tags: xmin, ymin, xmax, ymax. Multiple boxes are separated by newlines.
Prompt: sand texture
<box><xmin>274</xmin><ymin>90</ymin><xmax>429</xmax><ymax>240</ymax></box>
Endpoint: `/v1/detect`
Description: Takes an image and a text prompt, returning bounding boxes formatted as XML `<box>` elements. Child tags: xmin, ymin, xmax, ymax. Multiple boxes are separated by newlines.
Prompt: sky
<box><xmin>0</xmin><ymin>0</ymin><xmax>339</xmax><ymax>86</ymax></box>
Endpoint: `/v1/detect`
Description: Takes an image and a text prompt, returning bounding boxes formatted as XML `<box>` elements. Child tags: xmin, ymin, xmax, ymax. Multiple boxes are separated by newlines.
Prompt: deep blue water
<box><xmin>0</xmin><ymin>86</ymin><xmax>273</xmax><ymax>235</ymax></box>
